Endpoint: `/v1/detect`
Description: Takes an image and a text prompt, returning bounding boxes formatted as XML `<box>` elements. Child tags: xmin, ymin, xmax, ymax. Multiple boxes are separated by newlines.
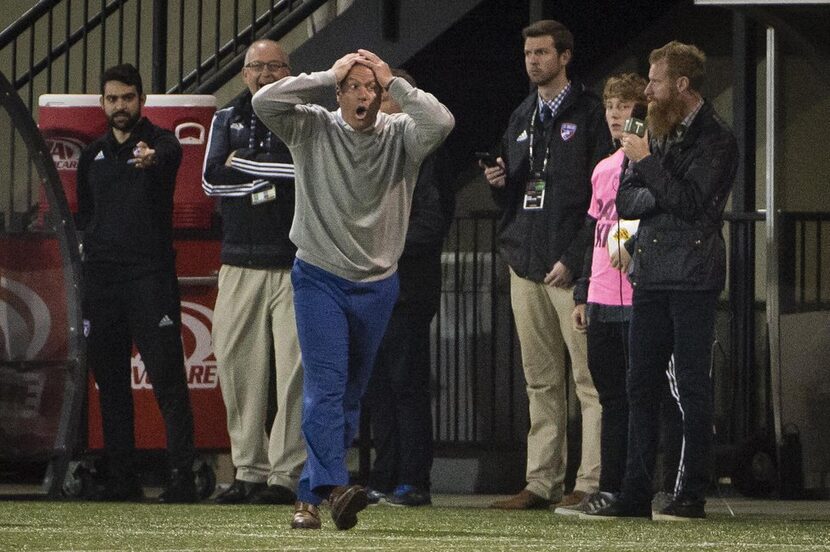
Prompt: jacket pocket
<box><xmin>632</xmin><ymin>227</ymin><xmax>721</xmax><ymax>288</ymax></box>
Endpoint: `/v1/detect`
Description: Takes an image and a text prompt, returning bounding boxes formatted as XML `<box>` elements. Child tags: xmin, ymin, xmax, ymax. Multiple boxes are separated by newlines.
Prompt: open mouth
<box><xmin>355</xmin><ymin>106</ymin><xmax>368</xmax><ymax>118</ymax></box>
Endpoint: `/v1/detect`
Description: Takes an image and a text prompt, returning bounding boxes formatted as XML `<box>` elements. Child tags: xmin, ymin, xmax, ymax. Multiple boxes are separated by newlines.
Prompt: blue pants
<box><xmin>291</xmin><ymin>259</ymin><xmax>399</xmax><ymax>504</ymax></box>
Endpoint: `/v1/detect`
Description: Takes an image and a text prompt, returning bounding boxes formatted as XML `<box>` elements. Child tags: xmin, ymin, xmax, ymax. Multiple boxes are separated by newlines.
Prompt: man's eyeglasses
<box><xmin>245</xmin><ymin>61</ymin><xmax>289</xmax><ymax>73</ymax></box>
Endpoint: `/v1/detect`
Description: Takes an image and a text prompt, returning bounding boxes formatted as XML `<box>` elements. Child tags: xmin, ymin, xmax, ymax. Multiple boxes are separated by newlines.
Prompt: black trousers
<box><xmin>83</xmin><ymin>266</ymin><xmax>195</xmax><ymax>474</ymax></box>
<box><xmin>621</xmin><ymin>289</ymin><xmax>718</xmax><ymax>505</ymax></box>
<box><xmin>364</xmin><ymin>247</ymin><xmax>442</xmax><ymax>492</ymax></box>
<box><xmin>587</xmin><ymin>318</ymin><xmax>682</xmax><ymax>494</ymax></box>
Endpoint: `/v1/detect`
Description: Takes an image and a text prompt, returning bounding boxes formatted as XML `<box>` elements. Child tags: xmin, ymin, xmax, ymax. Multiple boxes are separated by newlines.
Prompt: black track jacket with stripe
<box><xmin>202</xmin><ymin>91</ymin><xmax>296</xmax><ymax>268</ymax></box>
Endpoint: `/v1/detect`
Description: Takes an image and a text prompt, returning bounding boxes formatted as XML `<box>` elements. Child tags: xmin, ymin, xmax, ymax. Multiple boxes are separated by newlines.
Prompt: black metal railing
<box><xmin>780</xmin><ymin>211</ymin><xmax>830</xmax><ymax>313</ymax></box>
<box><xmin>432</xmin><ymin>211</ymin><xmax>524</xmax><ymax>447</ymax></box>
<box><xmin>0</xmin><ymin>0</ymin><xmax>328</xmax><ymax>113</ymax></box>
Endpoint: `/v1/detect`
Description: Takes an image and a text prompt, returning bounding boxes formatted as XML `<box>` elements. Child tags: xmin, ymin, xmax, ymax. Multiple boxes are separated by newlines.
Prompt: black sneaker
<box><xmin>579</xmin><ymin>491</ymin><xmax>616</xmax><ymax>517</ymax></box>
<box><xmin>94</xmin><ymin>473</ymin><xmax>144</xmax><ymax>502</ymax></box>
<box><xmin>653</xmin><ymin>497</ymin><xmax>706</xmax><ymax>521</ymax></box>
<box><xmin>249</xmin><ymin>484</ymin><xmax>296</xmax><ymax>505</ymax></box>
<box><xmin>580</xmin><ymin>496</ymin><xmax>651</xmax><ymax>520</ymax></box>
<box><xmin>214</xmin><ymin>479</ymin><xmax>267</xmax><ymax>504</ymax></box>
<box><xmin>650</xmin><ymin>491</ymin><xmax>674</xmax><ymax>517</ymax></box>
<box><xmin>158</xmin><ymin>468</ymin><xmax>199</xmax><ymax>504</ymax></box>
<box><xmin>386</xmin><ymin>484</ymin><xmax>431</xmax><ymax>507</ymax></box>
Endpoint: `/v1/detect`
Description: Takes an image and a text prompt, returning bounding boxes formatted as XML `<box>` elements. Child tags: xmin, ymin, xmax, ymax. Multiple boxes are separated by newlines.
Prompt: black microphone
<box><xmin>623</xmin><ymin>103</ymin><xmax>648</xmax><ymax>137</ymax></box>
<box><xmin>621</xmin><ymin>103</ymin><xmax>648</xmax><ymax>173</ymax></box>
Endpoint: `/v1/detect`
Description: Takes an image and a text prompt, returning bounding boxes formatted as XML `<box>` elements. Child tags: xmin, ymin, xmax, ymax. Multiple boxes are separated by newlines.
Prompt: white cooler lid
<box><xmin>39</xmin><ymin>94</ymin><xmax>216</xmax><ymax>107</ymax></box>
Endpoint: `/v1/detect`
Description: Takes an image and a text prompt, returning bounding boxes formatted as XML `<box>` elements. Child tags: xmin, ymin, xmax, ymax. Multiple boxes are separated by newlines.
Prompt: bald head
<box><xmin>242</xmin><ymin>40</ymin><xmax>291</xmax><ymax>94</ymax></box>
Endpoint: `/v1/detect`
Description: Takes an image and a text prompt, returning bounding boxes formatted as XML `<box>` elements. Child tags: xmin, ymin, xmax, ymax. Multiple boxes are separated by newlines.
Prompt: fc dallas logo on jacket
<box><xmin>560</xmin><ymin>123</ymin><xmax>577</xmax><ymax>141</ymax></box>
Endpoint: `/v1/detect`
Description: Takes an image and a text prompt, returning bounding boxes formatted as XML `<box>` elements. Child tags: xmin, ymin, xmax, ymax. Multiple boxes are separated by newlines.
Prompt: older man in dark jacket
<box><xmin>202</xmin><ymin>39</ymin><xmax>304</xmax><ymax>505</ymax></box>
<box><xmin>585</xmin><ymin>41</ymin><xmax>738</xmax><ymax>522</ymax></box>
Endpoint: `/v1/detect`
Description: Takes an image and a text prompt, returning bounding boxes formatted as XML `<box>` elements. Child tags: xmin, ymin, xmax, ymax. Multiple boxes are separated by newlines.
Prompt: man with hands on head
<box><xmin>252</xmin><ymin>49</ymin><xmax>454</xmax><ymax>530</ymax></box>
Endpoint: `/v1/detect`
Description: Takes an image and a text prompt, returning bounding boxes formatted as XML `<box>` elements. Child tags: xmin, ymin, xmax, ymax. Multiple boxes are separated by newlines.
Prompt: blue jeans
<box><xmin>291</xmin><ymin>259</ymin><xmax>399</xmax><ymax>504</ymax></box>
<box><xmin>621</xmin><ymin>289</ymin><xmax>718</xmax><ymax>505</ymax></box>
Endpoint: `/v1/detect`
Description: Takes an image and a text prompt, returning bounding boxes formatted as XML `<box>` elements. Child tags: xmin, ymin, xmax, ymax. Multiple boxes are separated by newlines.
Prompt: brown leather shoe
<box><xmin>489</xmin><ymin>489</ymin><xmax>550</xmax><ymax>510</ymax></box>
<box><xmin>328</xmin><ymin>485</ymin><xmax>369</xmax><ymax>530</ymax></box>
<box><xmin>291</xmin><ymin>501</ymin><xmax>321</xmax><ymax>529</ymax></box>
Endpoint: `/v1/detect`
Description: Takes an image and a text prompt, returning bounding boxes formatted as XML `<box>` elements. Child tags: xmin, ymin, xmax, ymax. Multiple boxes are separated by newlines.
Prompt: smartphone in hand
<box><xmin>475</xmin><ymin>151</ymin><xmax>499</xmax><ymax>168</ymax></box>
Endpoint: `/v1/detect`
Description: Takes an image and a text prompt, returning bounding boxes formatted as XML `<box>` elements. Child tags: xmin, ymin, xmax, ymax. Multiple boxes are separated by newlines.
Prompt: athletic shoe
<box><xmin>580</xmin><ymin>491</ymin><xmax>617</xmax><ymax>517</ymax></box>
<box><xmin>653</xmin><ymin>497</ymin><xmax>706</xmax><ymax>521</ymax></box>
<box><xmin>386</xmin><ymin>484</ymin><xmax>432</xmax><ymax>507</ymax></box>
<box><xmin>366</xmin><ymin>488</ymin><xmax>386</xmax><ymax>505</ymax></box>
<box><xmin>650</xmin><ymin>491</ymin><xmax>674</xmax><ymax>516</ymax></box>
<box><xmin>580</xmin><ymin>496</ymin><xmax>651</xmax><ymax>520</ymax></box>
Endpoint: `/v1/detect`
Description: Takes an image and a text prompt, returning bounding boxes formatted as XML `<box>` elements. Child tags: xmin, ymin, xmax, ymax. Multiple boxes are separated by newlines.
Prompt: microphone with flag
<box><xmin>621</xmin><ymin>103</ymin><xmax>648</xmax><ymax>173</ymax></box>
<box><xmin>623</xmin><ymin>103</ymin><xmax>648</xmax><ymax>137</ymax></box>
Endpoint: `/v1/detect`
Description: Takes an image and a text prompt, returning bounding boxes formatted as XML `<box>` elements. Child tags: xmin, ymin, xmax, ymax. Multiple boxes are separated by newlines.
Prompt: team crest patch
<box><xmin>560</xmin><ymin>123</ymin><xmax>577</xmax><ymax>141</ymax></box>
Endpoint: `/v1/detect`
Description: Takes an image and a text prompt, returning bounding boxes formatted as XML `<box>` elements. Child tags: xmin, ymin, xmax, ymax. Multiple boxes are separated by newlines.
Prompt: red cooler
<box><xmin>37</xmin><ymin>94</ymin><xmax>229</xmax><ymax>453</ymax></box>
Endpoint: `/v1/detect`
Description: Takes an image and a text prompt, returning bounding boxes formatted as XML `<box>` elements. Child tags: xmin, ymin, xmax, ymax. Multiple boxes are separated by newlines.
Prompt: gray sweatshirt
<box><xmin>252</xmin><ymin>69</ymin><xmax>454</xmax><ymax>282</ymax></box>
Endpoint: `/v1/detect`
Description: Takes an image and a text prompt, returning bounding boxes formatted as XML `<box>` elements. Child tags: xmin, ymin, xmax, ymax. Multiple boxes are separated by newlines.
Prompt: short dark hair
<box><xmin>391</xmin><ymin>68</ymin><xmax>416</xmax><ymax>88</ymax></box>
<box><xmin>649</xmin><ymin>41</ymin><xmax>706</xmax><ymax>91</ymax></box>
<box><xmin>522</xmin><ymin>19</ymin><xmax>574</xmax><ymax>55</ymax></box>
<box><xmin>100</xmin><ymin>63</ymin><xmax>143</xmax><ymax>97</ymax></box>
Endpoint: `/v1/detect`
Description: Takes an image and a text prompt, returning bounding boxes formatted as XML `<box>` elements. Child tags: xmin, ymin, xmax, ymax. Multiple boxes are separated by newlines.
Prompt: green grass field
<box><xmin>2</xmin><ymin>498</ymin><xmax>830</xmax><ymax>551</ymax></box>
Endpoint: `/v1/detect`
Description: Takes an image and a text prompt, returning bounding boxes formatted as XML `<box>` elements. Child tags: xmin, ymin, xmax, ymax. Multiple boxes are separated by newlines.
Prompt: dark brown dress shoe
<box><xmin>489</xmin><ymin>489</ymin><xmax>550</xmax><ymax>510</ymax></box>
<box><xmin>291</xmin><ymin>501</ymin><xmax>321</xmax><ymax>529</ymax></box>
<box><xmin>328</xmin><ymin>485</ymin><xmax>369</xmax><ymax>530</ymax></box>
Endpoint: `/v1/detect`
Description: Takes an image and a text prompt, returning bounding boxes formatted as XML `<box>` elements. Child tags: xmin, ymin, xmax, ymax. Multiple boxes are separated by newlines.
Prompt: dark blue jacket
<box><xmin>492</xmin><ymin>83</ymin><xmax>611</xmax><ymax>283</ymax></box>
<box><xmin>202</xmin><ymin>91</ymin><xmax>296</xmax><ymax>268</ymax></box>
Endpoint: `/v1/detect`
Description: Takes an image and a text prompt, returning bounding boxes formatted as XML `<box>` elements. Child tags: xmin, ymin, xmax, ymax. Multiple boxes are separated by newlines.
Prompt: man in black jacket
<box><xmin>584</xmin><ymin>41</ymin><xmax>738</xmax><ymax>521</ymax></box>
<box><xmin>202</xmin><ymin>39</ymin><xmax>304</xmax><ymax>505</ymax></box>
<box><xmin>483</xmin><ymin>19</ymin><xmax>610</xmax><ymax>512</ymax></box>
<box><xmin>363</xmin><ymin>69</ymin><xmax>454</xmax><ymax>508</ymax></box>
<box><xmin>77</xmin><ymin>63</ymin><xmax>196</xmax><ymax>502</ymax></box>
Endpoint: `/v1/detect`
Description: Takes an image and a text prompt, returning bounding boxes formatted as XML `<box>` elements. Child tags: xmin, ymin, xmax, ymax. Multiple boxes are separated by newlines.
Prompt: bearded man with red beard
<box><xmin>583</xmin><ymin>41</ymin><xmax>738</xmax><ymax>522</ymax></box>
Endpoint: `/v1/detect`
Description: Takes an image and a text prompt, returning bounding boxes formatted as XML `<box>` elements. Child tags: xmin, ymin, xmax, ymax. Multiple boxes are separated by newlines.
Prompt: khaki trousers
<box><xmin>212</xmin><ymin>265</ymin><xmax>305</xmax><ymax>489</ymax></box>
<box><xmin>509</xmin><ymin>268</ymin><xmax>601</xmax><ymax>501</ymax></box>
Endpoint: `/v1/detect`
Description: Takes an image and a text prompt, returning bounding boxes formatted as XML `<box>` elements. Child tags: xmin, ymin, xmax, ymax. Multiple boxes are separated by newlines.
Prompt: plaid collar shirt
<box><xmin>537</xmin><ymin>81</ymin><xmax>572</xmax><ymax>123</ymax></box>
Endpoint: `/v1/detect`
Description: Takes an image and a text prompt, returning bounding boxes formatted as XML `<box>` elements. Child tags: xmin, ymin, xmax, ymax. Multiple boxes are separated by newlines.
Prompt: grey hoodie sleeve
<box><xmin>387</xmin><ymin>77</ymin><xmax>455</xmax><ymax>162</ymax></box>
<box><xmin>252</xmin><ymin>70</ymin><xmax>336</xmax><ymax>146</ymax></box>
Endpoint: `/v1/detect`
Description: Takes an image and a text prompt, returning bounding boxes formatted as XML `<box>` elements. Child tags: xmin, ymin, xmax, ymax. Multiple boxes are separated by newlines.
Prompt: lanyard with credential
<box><xmin>523</xmin><ymin>105</ymin><xmax>549</xmax><ymax>210</ymax></box>
<box><xmin>527</xmin><ymin>105</ymin><xmax>551</xmax><ymax>176</ymax></box>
